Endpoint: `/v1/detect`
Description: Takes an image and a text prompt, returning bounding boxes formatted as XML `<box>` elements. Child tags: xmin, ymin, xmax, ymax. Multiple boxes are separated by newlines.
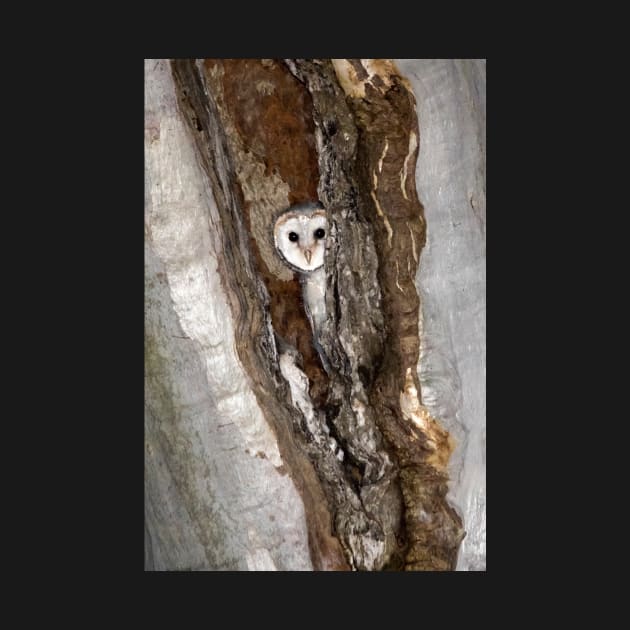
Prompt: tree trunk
<box><xmin>145</xmin><ymin>59</ymin><xmax>485</xmax><ymax>571</ymax></box>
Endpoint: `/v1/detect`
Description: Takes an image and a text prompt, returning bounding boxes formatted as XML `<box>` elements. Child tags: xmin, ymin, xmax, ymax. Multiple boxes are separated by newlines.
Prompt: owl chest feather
<box><xmin>302</xmin><ymin>267</ymin><xmax>327</xmax><ymax>332</ymax></box>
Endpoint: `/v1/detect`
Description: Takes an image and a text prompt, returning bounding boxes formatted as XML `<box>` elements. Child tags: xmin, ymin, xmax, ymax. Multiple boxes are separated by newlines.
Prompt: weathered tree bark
<box><xmin>400</xmin><ymin>59</ymin><xmax>486</xmax><ymax>571</ymax></box>
<box><xmin>145</xmin><ymin>59</ymin><xmax>485</xmax><ymax>571</ymax></box>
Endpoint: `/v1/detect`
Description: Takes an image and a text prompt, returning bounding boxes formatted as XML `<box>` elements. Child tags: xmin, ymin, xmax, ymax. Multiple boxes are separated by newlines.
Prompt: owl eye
<box><xmin>314</xmin><ymin>228</ymin><xmax>325</xmax><ymax>239</ymax></box>
<box><xmin>288</xmin><ymin>232</ymin><xmax>299</xmax><ymax>242</ymax></box>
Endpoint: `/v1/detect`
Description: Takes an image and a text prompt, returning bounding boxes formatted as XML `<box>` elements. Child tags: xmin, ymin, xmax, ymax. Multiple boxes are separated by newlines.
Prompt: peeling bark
<box><xmin>287</xmin><ymin>59</ymin><xmax>464</xmax><ymax>570</ymax></box>
<box><xmin>164</xmin><ymin>58</ymin><xmax>465</xmax><ymax>570</ymax></box>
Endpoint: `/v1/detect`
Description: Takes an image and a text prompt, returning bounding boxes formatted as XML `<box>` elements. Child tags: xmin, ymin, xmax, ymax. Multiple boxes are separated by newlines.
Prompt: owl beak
<box><xmin>303</xmin><ymin>249</ymin><xmax>312</xmax><ymax>264</ymax></box>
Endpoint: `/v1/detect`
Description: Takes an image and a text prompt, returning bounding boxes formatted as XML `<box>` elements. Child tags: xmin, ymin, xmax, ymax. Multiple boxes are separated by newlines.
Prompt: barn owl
<box><xmin>273</xmin><ymin>201</ymin><xmax>328</xmax><ymax>342</ymax></box>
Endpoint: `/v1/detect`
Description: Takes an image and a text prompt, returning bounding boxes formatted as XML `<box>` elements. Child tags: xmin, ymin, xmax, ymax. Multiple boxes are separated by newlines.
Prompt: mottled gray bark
<box><xmin>144</xmin><ymin>58</ymin><xmax>485</xmax><ymax>571</ymax></box>
<box><xmin>145</xmin><ymin>60</ymin><xmax>313</xmax><ymax>571</ymax></box>
<box><xmin>397</xmin><ymin>60</ymin><xmax>486</xmax><ymax>571</ymax></box>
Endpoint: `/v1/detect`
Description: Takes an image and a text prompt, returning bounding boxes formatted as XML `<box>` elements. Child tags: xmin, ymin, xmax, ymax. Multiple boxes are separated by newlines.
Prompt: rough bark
<box><xmin>159</xmin><ymin>58</ymin><xmax>465</xmax><ymax>571</ymax></box>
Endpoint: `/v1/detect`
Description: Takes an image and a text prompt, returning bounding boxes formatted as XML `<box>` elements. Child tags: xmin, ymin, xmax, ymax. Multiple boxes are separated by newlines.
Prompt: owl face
<box><xmin>274</xmin><ymin>207</ymin><xmax>327</xmax><ymax>273</ymax></box>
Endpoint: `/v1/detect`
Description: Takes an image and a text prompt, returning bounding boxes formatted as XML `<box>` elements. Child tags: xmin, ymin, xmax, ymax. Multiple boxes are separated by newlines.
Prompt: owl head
<box><xmin>273</xmin><ymin>201</ymin><xmax>328</xmax><ymax>273</ymax></box>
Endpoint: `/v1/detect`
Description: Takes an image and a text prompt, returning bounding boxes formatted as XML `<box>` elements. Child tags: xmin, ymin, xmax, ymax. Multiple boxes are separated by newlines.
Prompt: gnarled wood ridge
<box><xmin>171</xmin><ymin>58</ymin><xmax>464</xmax><ymax>571</ymax></box>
